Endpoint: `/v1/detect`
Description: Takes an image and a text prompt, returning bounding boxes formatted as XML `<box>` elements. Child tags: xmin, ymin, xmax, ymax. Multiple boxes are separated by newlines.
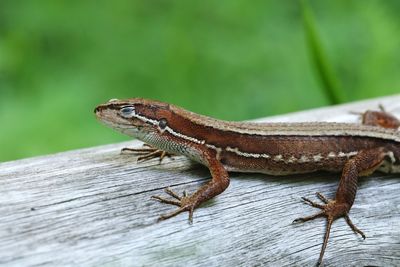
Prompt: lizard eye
<box><xmin>120</xmin><ymin>106</ymin><xmax>135</xmax><ymax>117</ymax></box>
<box><xmin>159</xmin><ymin>118</ymin><xmax>168</xmax><ymax>129</ymax></box>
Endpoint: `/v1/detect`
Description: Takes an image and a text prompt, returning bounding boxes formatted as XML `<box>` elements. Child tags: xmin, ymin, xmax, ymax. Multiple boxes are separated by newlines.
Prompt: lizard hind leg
<box><xmin>293</xmin><ymin>193</ymin><xmax>365</xmax><ymax>265</ymax></box>
<box><xmin>361</xmin><ymin>107</ymin><xmax>400</xmax><ymax>129</ymax></box>
<box><xmin>293</xmin><ymin>147</ymin><xmax>388</xmax><ymax>266</ymax></box>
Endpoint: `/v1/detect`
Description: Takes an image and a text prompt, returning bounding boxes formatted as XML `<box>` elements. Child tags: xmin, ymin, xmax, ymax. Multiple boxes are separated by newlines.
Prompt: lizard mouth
<box><xmin>98</xmin><ymin>117</ymin><xmax>145</xmax><ymax>129</ymax></box>
<box><xmin>95</xmin><ymin>108</ymin><xmax>133</xmax><ymax>125</ymax></box>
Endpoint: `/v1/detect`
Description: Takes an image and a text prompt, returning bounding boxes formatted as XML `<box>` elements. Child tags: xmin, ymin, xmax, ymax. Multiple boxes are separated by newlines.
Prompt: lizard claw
<box><xmin>121</xmin><ymin>144</ymin><xmax>175</xmax><ymax>162</ymax></box>
<box><xmin>152</xmin><ymin>187</ymin><xmax>196</xmax><ymax>224</ymax></box>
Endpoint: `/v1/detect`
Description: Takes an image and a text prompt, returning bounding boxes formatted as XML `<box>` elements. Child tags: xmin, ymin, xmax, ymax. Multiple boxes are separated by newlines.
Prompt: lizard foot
<box><xmin>293</xmin><ymin>192</ymin><xmax>365</xmax><ymax>266</ymax></box>
<box><xmin>151</xmin><ymin>187</ymin><xmax>196</xmax><ymax>224</ymax></box>
<box><xmin>121</xmin><ymin>143</ymin><xmax>175</xmax><ymax>162</ymax></box>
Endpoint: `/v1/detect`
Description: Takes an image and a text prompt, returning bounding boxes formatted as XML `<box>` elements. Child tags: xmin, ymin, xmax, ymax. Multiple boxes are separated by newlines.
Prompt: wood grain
<box><xmin>1</xmin><ymin>95</ymin><xmax>400</xmax><ymax>267</ymax></box>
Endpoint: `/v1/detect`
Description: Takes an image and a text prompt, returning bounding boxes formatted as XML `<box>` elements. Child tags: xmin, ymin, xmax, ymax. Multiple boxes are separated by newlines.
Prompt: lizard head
<box><xmin>94</xmin><ymin>98</ymin><xmax>173</xmax><ymax>140</ymax></box>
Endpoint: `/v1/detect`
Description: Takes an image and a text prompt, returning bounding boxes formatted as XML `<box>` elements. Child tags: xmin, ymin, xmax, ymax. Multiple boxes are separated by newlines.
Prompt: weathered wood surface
<box><xmin>1</xmin><ymin>95</ymin><xmax>400</xmax><ymax>267</ymax></box>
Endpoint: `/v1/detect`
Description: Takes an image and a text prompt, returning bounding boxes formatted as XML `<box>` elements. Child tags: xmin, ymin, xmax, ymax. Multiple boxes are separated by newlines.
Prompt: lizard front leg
<box><xmin>152</xmin><ymin>150</ymin><xmax>230</xmax><ymax>223</ymax></box>
<box><xmin>293</xmin><ymin>147</ymin><xmax>389</xmax><ymax>266</ymax></box>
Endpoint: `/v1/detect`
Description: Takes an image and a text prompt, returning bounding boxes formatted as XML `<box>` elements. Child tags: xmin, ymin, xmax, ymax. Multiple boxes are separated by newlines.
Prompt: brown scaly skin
<box><xmin>95</xmin><ymin>99</ymin><xmax>400</xmax><ymax>266</ymax></box>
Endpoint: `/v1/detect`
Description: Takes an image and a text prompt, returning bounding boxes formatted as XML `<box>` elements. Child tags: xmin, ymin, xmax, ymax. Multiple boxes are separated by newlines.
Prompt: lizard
<box><xmin>95</xmin><ymin>98</ymin><xmax>400</xmax><ymax>265</ymax></box>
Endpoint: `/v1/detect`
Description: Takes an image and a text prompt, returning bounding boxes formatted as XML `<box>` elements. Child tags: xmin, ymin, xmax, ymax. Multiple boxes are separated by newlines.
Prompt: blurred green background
<box><xmin>1</xmin><ymin>0</ymin><xmax>400</xmax><ymax>162</ymax></box>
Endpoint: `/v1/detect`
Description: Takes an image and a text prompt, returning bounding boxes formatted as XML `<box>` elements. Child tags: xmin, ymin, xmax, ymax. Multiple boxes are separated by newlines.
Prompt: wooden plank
<box><xmin>1</xmin><ymin>95</ymin><xmax>399</xmax><ymax>266</ymax></box>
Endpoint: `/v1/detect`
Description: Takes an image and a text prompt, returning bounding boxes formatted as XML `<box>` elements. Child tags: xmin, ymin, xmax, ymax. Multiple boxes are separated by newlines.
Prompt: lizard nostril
<box><xmin>94</xmin><ymin>106</ymin><xmax>101</xmax><ymax>113</ymax></box>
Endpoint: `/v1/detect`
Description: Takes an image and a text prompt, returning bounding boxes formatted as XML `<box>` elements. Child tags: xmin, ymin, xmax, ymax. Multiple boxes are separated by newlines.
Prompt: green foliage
<box><xmin>301</xmin><ymin>0</ymin><xmax>344</xmax><ymax>104</ymax></box>
<box><xmin>1</xmin><ymin>1</ymin><xmax>400</xmax><ymax>162</ymax></box>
